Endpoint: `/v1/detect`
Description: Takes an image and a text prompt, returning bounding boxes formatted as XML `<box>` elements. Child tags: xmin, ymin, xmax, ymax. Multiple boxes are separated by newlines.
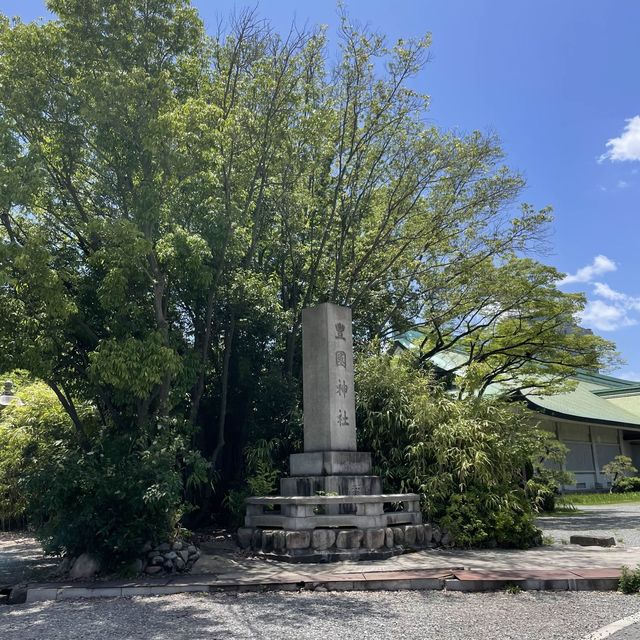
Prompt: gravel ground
<box><xmin>0</xmin><ymin>533</ymin><xmax>57</xmax><ymax>587</ymax></box>
<box><xmin>538</xmin><ymin>503</ymin><xmax>640</xmax><ymax>547</ymax></box>
<box><xmin>2</xmin><ymin>590</ymin><xmax>640</xmax><ymax>640</ymax></box>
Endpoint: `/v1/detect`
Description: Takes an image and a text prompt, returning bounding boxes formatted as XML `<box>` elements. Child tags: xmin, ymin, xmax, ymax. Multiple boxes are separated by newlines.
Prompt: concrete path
<box><xmin>5</xmin><ymin>502</ymin><xmax>640</xmax><ymax>602</ymax></box>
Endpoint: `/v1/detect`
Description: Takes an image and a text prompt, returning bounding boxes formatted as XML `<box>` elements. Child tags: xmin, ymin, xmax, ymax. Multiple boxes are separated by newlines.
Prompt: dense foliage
<box><xmin>356</xmin><ymin>352</ymin><xmax>564</xmax><ymax>547</ymax></box>
<box><xmin>0</xmin><ymin>0</ymin><xmax>617</xmax><ymax>556</ymax></box>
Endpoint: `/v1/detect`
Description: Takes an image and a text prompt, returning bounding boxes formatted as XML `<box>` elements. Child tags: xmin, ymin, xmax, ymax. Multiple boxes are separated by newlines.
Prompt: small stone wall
<box><xmin>142</xmin><ymin>541</ymin><xmax>201</xmax><ymax>575</ymax></box>
<box><xmin>238</xmin><ymin>523</ymin><xmax>453</xmax><ymax>562</ymax></box>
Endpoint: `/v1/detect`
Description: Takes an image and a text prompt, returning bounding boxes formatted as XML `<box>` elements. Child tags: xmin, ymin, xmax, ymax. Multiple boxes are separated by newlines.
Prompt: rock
<box><xmin>157</xmin><ymin>542</ymin><xmax>171</xmax><ymax>552</ymax></box>
<box><xmin>570</xmin><ymin>535</ymin><xmax>616</xmax><ymax>547</ymax></box>
<box><xmin>172</xmin><ymin>541</ymin><xmax>183</xmax><ymax>551</ymax></box>
<box><xmin>415</xmin><ymin>524</ymin><xmax>425</xmax><ymax>545</ymax></box>
<box><xmin>178</xmin><ymin>549</ymin><xmax>190</xmax><ymax>564</ymax></box>
<box><xmin>363</xmin><ymin>528</ymin><xmax>385</xmax><ymax>550</ymax></box>
<box><xmin>273</xmin><ymin>530</ymin><xmax>286</xmax><ymax>552</ymax></box>
<box><xmin>151</xmin><ymin>555</ymin><xmax>164</xmax><ymax>566</ymax></box>
<box><xmin>187</xmin><ymin>545</ymin><xmax>198</xmax><ymax>555</ymax></box>
<box><xmin>142</xmin><ymin>542</ymin><xmax>152</xmax><ymax>553</ymax></box>
<box><xmin>392</xmin><ymin>527</ymin><xmax>405</xmax><ymax>545</ymax></box>
<box><xmin>145</xmin><ymin>565</ymin><xmax>162</xmax><ymax>575</ymax></box>
<box><xmin>7</xmin><ymin>585</ymin><xmax>27</xmax><ymax>605</ymax></box>
<box><xmin>175</xmin><ymin>557</ymin><xmax>185</xmax><ymax>571</ymax></box>
<box><xmin>237</xmin><ymin>528</ymin><xmax>253</xmax><ymax>549</ymax></box>
<box><xmin>314</xmin><ymin>585</ymin><xmax>328</xmax><ymax>592</ymax></box>
<box><xmin>261</xmin><ymin>530</ymin><xmax>274</xmax><ymax>552</ymax></box>
<box><xmin>130</xmin><ymin>558</ymin><xmax>144</xmax><ymax>574</ymax></box>
<box><xmin>402</xmin><ymin>525</ymin><xmax>417</xmax><ymax>545</ymax></box>
<box><xmin>432</xmin><ymin>527</ymin><xmax>442</xmax><ymax>544</ymax></box>
<box><xmin>251</xmin><ymin>529</ymin><xmax>263</xmax><ymax>550</ymax></box>
<box><xmin>163</xmin><ymin>560</ymin><xmax>174</xmax><ymax>572</ymax></box>
<box><xmin>335</xmin><ymin>529</ymin><xmax>363</xmax><ymax>549</ymax></box>
<box><xmin>312</xmin><ymin>529</ymin><xmax>336</xmax><ymax>551</ymax></box>
<box><xmin>165</xmin><ymin>551</ymin><xmax>178</xmax><ymax>561</ymax></box>
<box><xmin>385</xmin><ymin>527</ymin><xmax>394</xmax><ymax>548</ymax></box>
<box><xmin>58</xmin><ymin>557</ymin><xmax>73</xmax><ymax>575</ymax></box>
<box><xmin>423</xmin><ymin>523</ymin><xmax>433</xmax><ymax>543</ymax></box>
<box><xmin>286</xmin><ymin>530</ymin><xmax>311</xmax><ymax>550</ymax></box>
<box><xmin>69</xmin><ymin>553</ymin><xmax>100</xmax><ymax>580</ymax></box>
<box><xmin>147</xmin><ymin>550</ymin><xmax>158</xmax><ymax>559</ymax></box>
<box><xmin>441</xmin><ymin>531</ymin><xmax>453</xmax><ymax>547</ymax></box>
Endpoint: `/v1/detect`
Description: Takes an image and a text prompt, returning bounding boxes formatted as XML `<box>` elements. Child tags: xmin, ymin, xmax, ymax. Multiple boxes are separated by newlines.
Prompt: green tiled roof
<box><xmin>525</xmin><ymin>383</ymin><xmax>640</xmax><ymax>428</ymax></box>
<box><xmin>393</xmin><ymin>329</ymin><xmax>640</xmax><ymax>428</ymax></box>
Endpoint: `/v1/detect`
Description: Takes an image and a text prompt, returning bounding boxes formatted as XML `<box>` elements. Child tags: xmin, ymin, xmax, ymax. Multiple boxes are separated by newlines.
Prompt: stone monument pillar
<box><xmin>240</xmin><ymin>302</ymin><xmax>424</xmax><ymax>561</ymax></box>
<box><xmin>288</xmin><ymin>303</ymin><xmax>372</xmax><ymax>478</ymax></box>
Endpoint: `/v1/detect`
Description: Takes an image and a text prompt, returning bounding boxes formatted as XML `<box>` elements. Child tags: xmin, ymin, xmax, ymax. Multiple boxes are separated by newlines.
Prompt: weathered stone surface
<box><xmin>385</xmin><ymin>527</ymin><xmax>394</xmax><ymax>548</ymax></box>
<box><xmin>151</xmin><ymin>555</ymin><xmax>164</xmax><ymax>566</ymax></box>
<box><xmin>570</xmin><ymin>535</ymin><xmax>616</xmax><ymax>547</ymax></box>
<box><xmin>251</xmin><ymin>529</ymin><xmax>263</xmax><ymax>549</ymax></box>
<box><xmin>165</xmin><ymin>551</ymin><xmax>178</xmax><ymax>561</ymax></box>
<box><xmin>392</xmin><ymin>527</ymin><xmax>405</xmax><ymax>545</ymax></box>
<box><xmin>402</xmin><ymin>525</ymin><xmax>417</xmax><ymax>545</ymax></box>
<box><xmin>441</xmin><ymin>531</ymin><xmax>453</xmax><ymax>547</ymax></box>
<box><xmin>69</xmin><ymin>553</ymin><xmax>100</xmax><ymax>580</ymax></box>
<box><xmin>312</xmin><ymin>529</ymin><xmax>336</xmax><ymax>550</ymax></box>
<box><xmin>172</xmin><ymin>541</ymin><xmax>183</xmax><ymax>551</ymax></box>
<box><xmin>175</xmin><ymin>557</ymin><xmax>185</xmax><ymax>571</ymax></box>
<box><xmin>145</xmin><ymin>565</ymin><xmax>162</xmax><ymax>575</ymax></box>
<box><xmin>286</xmin><ymin>530</ymin><xmax>311</xmax><ymax>550</ymax></box>
<box><xmin>178</xmin><ymin>549</ymin><xmax>190</xmax><ymax>563</ymax></box>
<box><xmin>163</xmin><ymin>560</ymin><xmax>174</xmax><ymax>571</ymax></box>
<box><xmin>302</xmin><ymin>303</ymin><xmax>356</xmax><ymax>452</ymax></box>
<box><xmin>261</xmin><ymin>530</ymin><xmax>274</xmax><ymax>552</ymax></box>
<box><xmin>157</xmin><ymin>542</ymin><xmax>171</xmax><ymax>552</ymax></box>
<box><xmin>432</xmin><ymin>526</ymin><xmax>442</xmax><ymax>544</ymax></box>
<box><xmin>415</xmin><ymin>523</ymin><xmax>425</xmax><ymax>544</ymax></box>
<box><xmin>187</xmin><ymin>545</ymin><xmax>198</xmax><ymax>555</ymax></box>
<box><xmin>273</xmin><ymin>530</ymin><xmax>286</xmax><ymax>551</ymax></box>
<box><xmin>289</xmin><ymin>451</ymin><xmax>372</xmax><ymax>476</ymax></box>
<box><xmin>363</xmin><ymin>528</ymin><xmax>385</xmax><ymax>549</ymax></box>
<box><xmin>423</xmin><ymin>523</ymin><xmax>433</xmax><ymax>543</ymax></box>
<box><xmin>336</xmin><ymin>529</ymin><xmax>363</xmax><ymax>549</ymax></box>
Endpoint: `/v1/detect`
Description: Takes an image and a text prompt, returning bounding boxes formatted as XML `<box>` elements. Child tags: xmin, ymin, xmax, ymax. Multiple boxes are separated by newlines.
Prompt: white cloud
<box><xmin>617</xmin><ymin>179</ymin><xmax>629</xmax><ymax>189</ymax></box>
<box><xmin>579</xmin><ymin>299</ymin><xmax>637</xmax><ymax>332</ymax></box>
<box><xmin>559</xmin><ymin>255</ymin><xmax>617</xmax><ymax>285</ymax></box>
<box><xmin>593</xmin><ymin>281</ymin><xmax>627</xmax><ymax>301</ymax></box>
<box><xmin>600</xmin><ymin>115</ymin><xmax>640</xmax><ymax>162</ymax></box>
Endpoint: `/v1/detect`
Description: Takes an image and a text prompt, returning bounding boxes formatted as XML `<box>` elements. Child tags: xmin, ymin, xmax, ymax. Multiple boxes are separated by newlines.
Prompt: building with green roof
<box><xmin>395</xmin><ymin>333</ymin><xmax>640</xmax><ymax>491</ymax></box>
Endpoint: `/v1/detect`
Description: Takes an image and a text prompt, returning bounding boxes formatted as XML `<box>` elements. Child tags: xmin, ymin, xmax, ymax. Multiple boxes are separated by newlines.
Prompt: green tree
<box><xmin>0</xmin><ymin>1</ymin><xmax>617</xmax><ymax>528</ymax></box>
<box><xmin>602</xmin><ymin>455</ymin><xmax>637</xmax><ymax>490</ymax></box>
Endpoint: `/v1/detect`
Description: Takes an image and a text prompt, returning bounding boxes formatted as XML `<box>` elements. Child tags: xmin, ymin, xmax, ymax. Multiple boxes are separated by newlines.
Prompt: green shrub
<box><xmin>0</xmin><ymin>376</ymin><xmax>75</xmax><ymax>529</ymax></box>
<box><xmin>525</xmin><ymin>478</ymin><xmax>557</xmax><ymax>512</ymax></box>
<box><xmin>26</xmin><ymin>421</ymin><xmax>196</xmax><ymax>569</ymax></box>
<box><xmin>356</xmin><ymin>351</ymin><xmax>548</xmax><ymax>549</ymax></box>
<box><xmin>619</xmin><ymin>565</ymin><xmax>640</xmax><ymax>594</ymax></box>
<box><xmin>612</xmin><ymin>476</ymin><xmax>640</xmax><ymax>494</ymax></box>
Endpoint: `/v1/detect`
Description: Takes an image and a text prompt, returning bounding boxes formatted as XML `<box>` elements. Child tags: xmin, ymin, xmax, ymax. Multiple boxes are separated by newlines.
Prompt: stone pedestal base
<box><xmin>289</xmin><ymin>451</ymin><xmax>372</xmax><ymax>476</ymax></box>
<box><xmin>237</xmin><ymin>524</ymin><xmax>437</xmax><ymax>563</ymax></box>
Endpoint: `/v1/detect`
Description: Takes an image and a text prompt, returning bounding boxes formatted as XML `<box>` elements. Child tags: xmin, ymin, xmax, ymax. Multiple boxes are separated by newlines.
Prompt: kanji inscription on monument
<box><xmin>302</xmin><ymin>303</ymin><xmax>357</xmax><ymax>452</ymax></box>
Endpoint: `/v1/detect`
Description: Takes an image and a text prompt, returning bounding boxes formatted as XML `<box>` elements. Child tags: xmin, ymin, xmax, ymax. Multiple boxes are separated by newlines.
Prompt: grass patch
<box><xmin>567</xmin><ymin>492</ymin><xmax>640</xmax><ymax>505</ymax></box>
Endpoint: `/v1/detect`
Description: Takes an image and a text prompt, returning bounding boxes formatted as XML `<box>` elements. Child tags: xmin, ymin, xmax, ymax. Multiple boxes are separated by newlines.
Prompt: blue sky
<box><xmin>5</xmin><ymin>1</ymin><xmax>640</xmax><ymax>379</ymax></box>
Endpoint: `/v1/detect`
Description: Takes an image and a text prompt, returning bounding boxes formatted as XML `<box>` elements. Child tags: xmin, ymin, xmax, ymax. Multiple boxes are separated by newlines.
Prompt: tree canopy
<box><xmin>0</xmin><ymin>1</ymin><xmax>617</xmax><ymax>506</ymax></box>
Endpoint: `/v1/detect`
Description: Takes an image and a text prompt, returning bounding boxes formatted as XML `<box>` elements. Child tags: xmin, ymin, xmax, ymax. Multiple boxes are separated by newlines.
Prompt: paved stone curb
<box><xmin>23</xmin><ymin>567</ymin><xmax>622</xmax><ymax>602</ymax></box>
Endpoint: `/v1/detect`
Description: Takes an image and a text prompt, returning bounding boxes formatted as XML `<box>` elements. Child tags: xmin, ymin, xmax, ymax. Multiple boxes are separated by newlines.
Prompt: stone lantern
<box><xmin>0</xmin><ymin>380</ymin><xmax>24</xmax><ymax>409</ymax></box>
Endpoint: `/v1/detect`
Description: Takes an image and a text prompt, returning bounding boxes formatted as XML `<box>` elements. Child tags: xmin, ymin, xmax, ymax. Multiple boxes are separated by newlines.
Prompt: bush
<box><xmin>356</xmin><ymin>351</ymin><xmax>548</xmax><ymax>548</ymax></box>
<box><xmin>525</xmin><ymin>477</ymin><xmax>557</xmax><ymax>513</ymax></box>
<box><xmin>26</xmin><ymin>421</ymin><xmax>197</xmax><ymax>569</ymax></box>
<box><xmin>0</xmin><ymin>376</ymin><xmax>75</xmax><ymax>529</ymax></box>
<box><xmin>619</xmin><ymin>565</ymin><xmax>640</xmax><ymax>594</ymax></box>
<box><xmin>612</xmin><ymin>476</ymin><xmax>640</xmax><ymax>493</ymax></box>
